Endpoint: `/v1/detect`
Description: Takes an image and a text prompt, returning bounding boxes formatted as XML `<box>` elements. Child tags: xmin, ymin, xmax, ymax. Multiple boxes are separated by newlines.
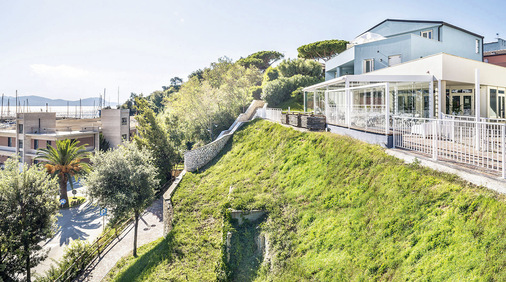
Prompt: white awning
<box><xmin>303</xmin><ymin>74</ymin><xmax>435</xmax><ymax>92</ymax></box>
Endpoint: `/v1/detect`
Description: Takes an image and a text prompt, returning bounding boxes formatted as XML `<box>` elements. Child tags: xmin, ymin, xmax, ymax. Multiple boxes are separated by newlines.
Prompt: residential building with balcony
<box><xmin>325</xmin><ymin>19</ymin><xmax>484</xmax><ymax>80</ymax></box>
<box><xmin>0</xmin><ymin>108</ymin><xmax>134</xmax><ymax>168</ymax></box>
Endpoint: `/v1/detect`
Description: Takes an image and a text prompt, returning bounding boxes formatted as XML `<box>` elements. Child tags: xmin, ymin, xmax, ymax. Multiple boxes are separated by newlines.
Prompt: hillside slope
<box><xmin>107</xmin><ymin>119</ymin><xmax>506</xmax><ymax>281</ymax></box>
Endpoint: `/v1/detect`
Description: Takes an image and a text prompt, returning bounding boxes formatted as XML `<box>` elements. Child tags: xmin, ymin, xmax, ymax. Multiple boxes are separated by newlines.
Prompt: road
<box><xmin>32</xmin><ymin>188</ymin><xmax>108</xmax><ymax>277</ymax></box>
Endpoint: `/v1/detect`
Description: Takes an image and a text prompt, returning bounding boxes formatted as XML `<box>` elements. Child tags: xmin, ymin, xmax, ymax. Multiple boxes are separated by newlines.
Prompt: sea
<box><xmin>0</xmin><ymin>106</ymin><xmax>100</xmax><ymax>120</ymax></box>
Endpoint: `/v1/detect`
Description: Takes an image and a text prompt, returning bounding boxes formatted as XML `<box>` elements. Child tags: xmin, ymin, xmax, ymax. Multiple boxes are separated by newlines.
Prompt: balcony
<box><xmin>0</xmin><ymin>145</ymin><xmax>16</xmax><ymax>153</ymax></box>
<box><xmin>28</xmin><ymin>126</ymin><xmax>99</xmax><ymax>135</ymax></box>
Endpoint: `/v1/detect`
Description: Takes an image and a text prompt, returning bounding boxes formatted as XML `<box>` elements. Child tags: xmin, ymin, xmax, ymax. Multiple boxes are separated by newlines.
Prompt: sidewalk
<box><xmin>77</xmin><ymin>196</ymin><xmax>164</xmax><ymax>281</ymax></box>
<box><xmin>33</xmin><ymin>193</ymin><xmax>106</xmax><ymax>276</ymax></box>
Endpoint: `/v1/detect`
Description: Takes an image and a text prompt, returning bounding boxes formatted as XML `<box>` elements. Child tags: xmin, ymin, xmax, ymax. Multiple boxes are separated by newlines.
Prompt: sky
<box><xmin>0</xmin><ymin>0</ymin><xmax>505</xmax><ymax>103</ymax></box>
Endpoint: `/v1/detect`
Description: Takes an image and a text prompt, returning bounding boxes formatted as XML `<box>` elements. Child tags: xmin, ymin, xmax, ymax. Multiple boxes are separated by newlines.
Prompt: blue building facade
<box><xmin>325</xmin><ymin>19</ymin><xmax>484</xmax><ymax>80</ymax></box>
<box><xmin>484</xmin><ymin>38</ymin><xmax>506</xmax><ymax>52</ymax></box>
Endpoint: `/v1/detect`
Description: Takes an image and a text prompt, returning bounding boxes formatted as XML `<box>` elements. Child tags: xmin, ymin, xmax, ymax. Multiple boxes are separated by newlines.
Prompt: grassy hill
<box><xmin>107</xmin><ymin>119</ymin><xmax>506</xmax><ymax>281</ymax></box>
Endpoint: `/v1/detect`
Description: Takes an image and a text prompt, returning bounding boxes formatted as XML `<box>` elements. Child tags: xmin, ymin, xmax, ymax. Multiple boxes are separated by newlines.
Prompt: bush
<box><xmin>276</xmin><ymin>58</ymin><xmax>322</xmax><ymax>78</ymax></box>
<box><xmin>262</xmin><ymin>75</ymin><xmax>323</xmax><ymax>106</ymax></box>
<box><xmin>263</xmin><ymin>67</ymin><xmax>279</xmax><ymax>83</ymax></box>
<box><xmin>291</xmin><ymin>87</ymin><xmax>304</xmax><ymax>104</ymax></box>
<box><xmin>37</xmin><ymin>240</ymin><xmax>92</xmax><ymax>281</ymax></box>
<box><xmin>250</xmin><ymin>86</ymin><xmax>263</xmax><ymax>100</ymax></box>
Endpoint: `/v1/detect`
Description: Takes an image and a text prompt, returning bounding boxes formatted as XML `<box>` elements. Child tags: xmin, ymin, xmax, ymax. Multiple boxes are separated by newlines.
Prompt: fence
<box><xmin>255</xmin><ymin>105</ymin><xmax>282</xmax><ymax>122</ymax></box>
<box><xmin>50</xmin><ymin>217</ymin><xmax>133</xmax><ymax>281</ymax></box>
<box><xmin>393</xmin><ymin>116</ymin><xmax>506</xmax><ymax>178</ymax></box>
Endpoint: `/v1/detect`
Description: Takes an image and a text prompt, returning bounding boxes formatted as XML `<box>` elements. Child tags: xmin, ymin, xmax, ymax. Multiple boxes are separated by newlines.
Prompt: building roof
<box><xmin>359</xmin><ymin>19</ymin><xmax>483</xmax><ymax>39</ymax></box>
<box><xmin>304</xmin><ymin>53</ymin><xmax>506</xmax><ymax>91</ymax></box>
<box><xmin>484</xmin><ymin>49</ymin><xmax>506</xmax><ymax>56</ymax></box>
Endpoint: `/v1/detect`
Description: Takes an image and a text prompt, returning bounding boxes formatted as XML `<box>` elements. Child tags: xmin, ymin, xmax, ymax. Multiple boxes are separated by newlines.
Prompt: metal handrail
<box><xmin>55</xmin><ymin>216</ymin><xmax>133</xmax><ymax>281</ymax></box>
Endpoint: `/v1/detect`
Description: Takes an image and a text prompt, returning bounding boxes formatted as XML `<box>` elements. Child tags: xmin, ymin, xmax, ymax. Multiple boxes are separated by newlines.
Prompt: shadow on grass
<box><xmin>111</xmin><ymin>232</ymin><xmax>175</xmax><ymax>281</ymax></box>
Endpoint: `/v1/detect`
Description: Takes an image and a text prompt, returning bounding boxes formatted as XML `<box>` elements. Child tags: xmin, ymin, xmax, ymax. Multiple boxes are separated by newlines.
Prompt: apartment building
<box><xmin>0</xmin><ymin>108</ymin><xmax>133</xmax><ymax>167</ymax></box>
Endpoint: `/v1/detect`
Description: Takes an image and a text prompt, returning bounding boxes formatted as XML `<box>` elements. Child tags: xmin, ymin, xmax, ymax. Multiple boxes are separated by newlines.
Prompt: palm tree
<box><xmin>36</xmin><ymin>139</ymin><xmax>90</xmax><ymax>208</ymax></box>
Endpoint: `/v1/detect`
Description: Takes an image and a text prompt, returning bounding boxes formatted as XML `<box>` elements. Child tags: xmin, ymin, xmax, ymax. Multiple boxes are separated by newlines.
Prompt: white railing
<box><xmin>441</xmin><ymin>113</ymin><xmax>506</xmax><ymax>124</ymax></box>
<box><xmin>393</xmin><ymin>116</ymin><xmax>506</xmax><ymax>178</ymax></box>
<box><xmin>265</xmin><ymin>108</ymin><xmax>282</xmax><ymax>122</ymax></box>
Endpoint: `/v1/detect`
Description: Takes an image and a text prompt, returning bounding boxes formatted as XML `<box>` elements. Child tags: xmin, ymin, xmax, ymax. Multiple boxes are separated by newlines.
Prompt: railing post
<box><xmin>392</xmin><ymin>118</ymin><xmax>396</xmax><ymax>149</ymax></box>
<box><xmin>385</xmin><ymin>82</ymin><xmax>390</xmax><ymax>135</ymax></box>
<box><xmin>432</xmin><ymin>120</ymin><xmax>438</xmax><ymax>160</ymax></box>
<box><xmin>502</xmin><ymin>124</ymin><xmax>505</xmax><ymax>179</ymax></box>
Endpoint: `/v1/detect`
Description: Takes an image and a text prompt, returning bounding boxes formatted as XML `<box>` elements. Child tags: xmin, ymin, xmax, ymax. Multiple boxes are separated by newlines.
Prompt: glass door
<box><xmin>452</xmin><ymin>96</ymin><xmax>461</xmax><ymax>115</ymax></box>
<box><xmin>450</xmin><ymin>88</ymin><xmax>474</xmax><ymax>116</ymax></box>
<box><xmin>463</xmin><ymin>96</ymin><xmax>472</xmax><ymax>116</ymax></box>
<box><xmin>499</xmin><ymin>90</ymin><xmax>505</xmax><ymax>118</ymax></box>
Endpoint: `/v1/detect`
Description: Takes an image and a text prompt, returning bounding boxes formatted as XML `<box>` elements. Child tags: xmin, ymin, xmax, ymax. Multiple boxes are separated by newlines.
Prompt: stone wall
<box><xmin>163</xmin><ymin>170</ymin><xmax>186</xmax><ymax>236</ymax></box>
<box><xmin>184</xmin><ymin>100</ymin><xmax>265</xmax><ymax>172</ymax></box>
<box><xmin>184</xmin><ymin>128</ymin><xmax>238</xmax><ymax>172</ymax></box>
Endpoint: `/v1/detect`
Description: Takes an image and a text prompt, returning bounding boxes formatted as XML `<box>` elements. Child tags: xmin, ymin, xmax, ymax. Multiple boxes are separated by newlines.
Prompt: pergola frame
<box><xmin>303</xmin><ymin>74</ymin><xmax>437</xmax><ymax>134</ymax></box>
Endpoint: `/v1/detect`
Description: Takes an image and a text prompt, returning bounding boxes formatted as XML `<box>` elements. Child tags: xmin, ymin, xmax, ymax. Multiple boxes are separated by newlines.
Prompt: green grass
<box><xmin>107</xmin><ymin>119</ymin><xmax>506</xmax><ymax>281</ymax></box>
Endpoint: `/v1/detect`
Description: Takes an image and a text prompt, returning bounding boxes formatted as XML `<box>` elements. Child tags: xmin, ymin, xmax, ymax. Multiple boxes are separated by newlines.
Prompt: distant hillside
<box><xmin>107</xmin><ymin>120</ymin><xmax>506</xmax><ymax>281</ymax></box>
<box><xmin>0</xmin><ymin>95</ymin><xmax>118</xmax><ymax>107</ymax></box>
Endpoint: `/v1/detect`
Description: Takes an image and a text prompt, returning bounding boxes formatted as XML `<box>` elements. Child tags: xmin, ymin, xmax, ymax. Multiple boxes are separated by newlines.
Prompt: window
<box><xmin>18</xmin><ymin>140</ymin><xmax>23</xmax><ymax>149</ymax></box>
<box><xmin>47</xmin><ymin>140</ymin><xmax>52</xmax><ymax>147</ymax></box>
<box><xmin>34</xmin><ymin>140</ymin><xmax>39</xmax><ymax>150</ymax></box>
<box><xmin>122</xmin><ymin>134</ymin><xmax>128</xmax><ymax>141</ymax></box>
<box><xmin>463</xmin><ymin>96</ymin><xmax>472</xmax><ymax>115</ymax></box>
<box><xmin>490</xmin><ymin>89</ymin><xmax>497</xmax><ymax>116</ymax></box>
<box><xmin>121</xmin><ymin>117</ymin><xmax>128</xmax><ymax>125</ymax></box>
<box><xmin>388</xmin><ymin>55</ymin><xmax>401</xmax><ymax>67</ymax></box>
<box><xmin>363</xmin><ymin>59</ymin><xmax>374</xmax><ymax>73</ymax></box>
<box><xmin>7</xmin><ymin>137</ymin><xmax>12</xmax><ymax>147</ymax></box>
<box><xmin>18</xmin><ymin>124</ymin><xmax>23</xmax><ymax>134</ymax></box>
<box><xmin>476</xmin><ymin>39</ymin><xmax>480</xmax><ymax>54</ymax></box>
<box><xmin>421</xmin><ymin>30</ymin><xmax>433</xmax><ymax>39</ymax></box>
<box><xmin>499</xmin><ymin>90</ymin><xmax>505</xmax><ymax>118</ymax></box>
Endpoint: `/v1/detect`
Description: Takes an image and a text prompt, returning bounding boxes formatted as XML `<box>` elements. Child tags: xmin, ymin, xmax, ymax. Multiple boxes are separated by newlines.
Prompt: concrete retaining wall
<box><xmin>163</xmin><ymin>170</ymin><xmax>186</xmax><ymax>236</ymax></box>
<box><xmin>327</xmin><ymin>124</ymin><xmax>393</xmax><ymax>148</ymax></box>
<box><xmin>230</xmin><ymin>209</ymin><xmax>266</xmax><ymax>225</ymax></box>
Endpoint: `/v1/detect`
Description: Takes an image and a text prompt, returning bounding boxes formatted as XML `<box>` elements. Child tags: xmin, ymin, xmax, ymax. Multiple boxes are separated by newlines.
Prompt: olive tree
<box><xmin>85</xmin><ymin>142</ymin><xmax>159</xmax><ymax>257</ymax></box>
<box><xmin>0</xmin><ymin>158</ymin><xmax>59</xmax><ymax>281</ymax></box>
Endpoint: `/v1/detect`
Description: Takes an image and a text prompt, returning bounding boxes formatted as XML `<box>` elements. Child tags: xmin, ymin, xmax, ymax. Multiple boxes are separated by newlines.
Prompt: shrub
<box><xmin>263</xmin><ymin>67</ymin><xmax>279</xmax><ymax>83</ymax></box>
<box><xmin>249</xmin><ymin>86</ymin><xmax>263</xmax><ymax>100</ymax></box>
<box><xmin>262</xmin><ymin>75</ymin><xmax>323</xmax><ymax>106</ymax></box>
<box><xmin>291</xmin><ymin>87</ymin><xmax>305</xmax><ymax>104</ymax></box>
<box><xmin>37</xmin><ymin>240</ymin><xmax>92</xmax><ymax>281</ymax></box>
<box><xmin>276</xmin><ymin>58</ymin><xmax>322</xmax><ymax>78</ymax></box>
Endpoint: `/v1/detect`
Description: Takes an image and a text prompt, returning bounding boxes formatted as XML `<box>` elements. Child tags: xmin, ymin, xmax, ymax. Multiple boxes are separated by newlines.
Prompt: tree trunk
<box><xmin>133</xmin><ymin>211</ymin><xmax>139</xmax><ymax>257</ymax></box>
<box><xmin>25</xmin><ymin>246</ymin><xmax>30</xmax><ymax>282</ymax></box>
<box><xmin>59</xmin><ymin>174</ymin><xmax>69</xmax><ymax>208</ymax></box>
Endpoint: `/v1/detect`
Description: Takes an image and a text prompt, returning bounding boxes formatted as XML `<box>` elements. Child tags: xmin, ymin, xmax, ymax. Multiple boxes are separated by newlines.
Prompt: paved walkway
<box><xmin>77</xmin><ymin>196</ymin><xmax>164</xmax><ymax>281</ymax></box>
<box><xmin>33</xmin><ymin>187</ymin><xmax>106</xmax><ymax>277</ymax></box>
